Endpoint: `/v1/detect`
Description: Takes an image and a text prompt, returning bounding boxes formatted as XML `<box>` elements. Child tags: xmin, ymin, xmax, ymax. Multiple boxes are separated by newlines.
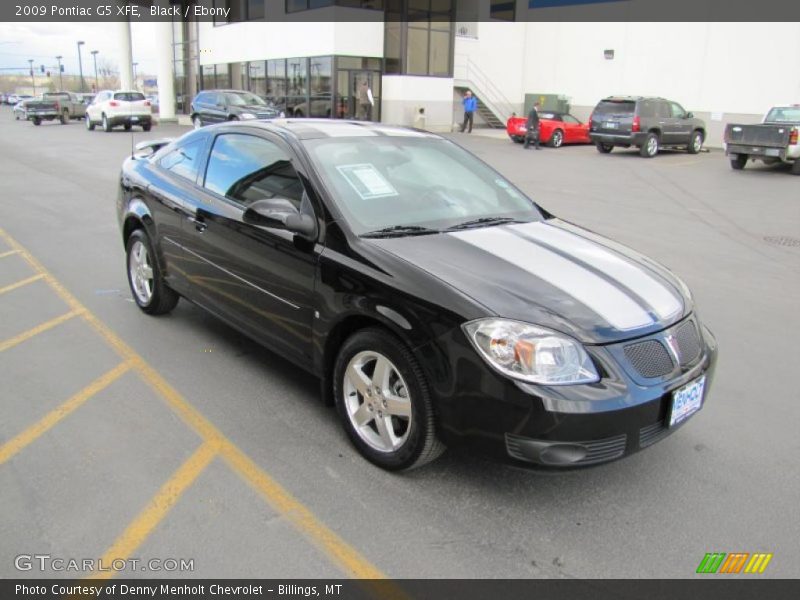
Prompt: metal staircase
<box><xmin>453</xmin><ymin>54</ymin><xmax>515</xmax><ymax>129</ymax></box>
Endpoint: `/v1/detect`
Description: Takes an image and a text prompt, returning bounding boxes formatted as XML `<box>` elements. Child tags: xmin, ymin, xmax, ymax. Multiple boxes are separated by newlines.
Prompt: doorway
<box><xmin>336</xmin><ymin>70</ymin><xmax>381</xmax><ymax>121</ymax></box>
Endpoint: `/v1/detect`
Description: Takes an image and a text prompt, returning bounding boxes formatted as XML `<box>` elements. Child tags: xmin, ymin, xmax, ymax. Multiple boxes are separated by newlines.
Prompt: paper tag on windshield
<box><xmin>337</xmin><ymin>164</ymin><xmax>398</xmax><ymax>200</ymax></box>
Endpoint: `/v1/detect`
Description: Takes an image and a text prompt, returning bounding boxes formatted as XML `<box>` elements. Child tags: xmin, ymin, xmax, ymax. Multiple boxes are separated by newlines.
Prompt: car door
<box><xmin>179</xmin><ymin>130</ymin><xmax>318</xmax><ymax>366</ymax></box>
<box><xmin>89</xmin><ymin>91</ymin><xmax>109</xmax><ymax>121</ymax></box>
<box><xmin>667</xmin><ymin>101</ymin><xmax>692</xmax><ymax>145</ymax></box>
<box><xmin>562</xmin><ymin>114</ymin><xmax>587</xmax><ymax>143</ymax></box>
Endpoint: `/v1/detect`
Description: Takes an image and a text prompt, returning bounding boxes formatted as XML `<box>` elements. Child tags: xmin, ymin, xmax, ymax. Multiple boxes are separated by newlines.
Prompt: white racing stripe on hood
<box><xmin>510</xmin><ymin>222</ymin><xmax>683</xmax><ymax>321</ymax></box>
<box><xmin>450</xmin><ymin>227</ymin><xmax>655</xmax><ymax>331</ymax></box>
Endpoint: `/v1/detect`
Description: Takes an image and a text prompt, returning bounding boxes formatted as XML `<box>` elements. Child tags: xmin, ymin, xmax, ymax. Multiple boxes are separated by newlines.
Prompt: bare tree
<box><xmin>97</xmin><ymin>57</ymin><xmax>120</xmax><ymax>90</ymax></box>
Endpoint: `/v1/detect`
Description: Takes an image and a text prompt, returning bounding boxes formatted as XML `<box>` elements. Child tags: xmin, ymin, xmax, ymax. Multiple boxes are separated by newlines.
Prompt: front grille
<box><xmin>580</xmin><ymin>434</ymin><xmax>628</xmax><ymax>465</ymax></box>
<box><xmin>674</xmin><ymin>320</ymin><xmax>701</xmax><ymax>364</ymax></box>
<box><xmin>639</xmin><ymin>420</ymin><xmax>669</xmax><ymax>448</ymax></box>
<box><xmin>624</xmin><ymin>340</ymin><xmax>675</xmax><ymax>378</ymax></box>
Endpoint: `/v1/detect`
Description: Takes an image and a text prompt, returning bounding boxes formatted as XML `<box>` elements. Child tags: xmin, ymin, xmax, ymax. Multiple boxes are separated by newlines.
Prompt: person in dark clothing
<box><xmin>460</xmin><ymin>90</ymin><xmax>477</xmax><ymax>133</ymax></box>
<box><xmin>524</xmin><ymin>102</ymin><xmax>542</xmax><ymax>149</ymax></box>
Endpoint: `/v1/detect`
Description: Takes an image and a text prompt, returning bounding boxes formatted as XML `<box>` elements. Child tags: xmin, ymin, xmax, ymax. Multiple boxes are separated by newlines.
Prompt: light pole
<box><xmin>55</xmin><ymin>55</ymin><xmax>64</xmax><ymax>90</ymax></box>
<box><xmin>90</xmin><ymin>50</ymin><xmax>99</xmax><ymax>91</ymax></box>
<box><xmin>28</xmin><ymin>59</ymin><xmax>35</xmax><ymax>95</ymax></box>
<box><xmin>77</xmin><ymin>40</ymin><xmax>85</xmax><ymax>92</ymax></box>
<box><xmin>132</xmin><ymin>62</ymin><xmax>138</xmax><ymax>89</ymax></box>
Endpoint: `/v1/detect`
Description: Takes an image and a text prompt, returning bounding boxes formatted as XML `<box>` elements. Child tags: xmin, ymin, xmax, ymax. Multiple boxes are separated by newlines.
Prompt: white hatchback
<box><xmin>86</xmin><ymin>90</ymin><xmax>152</xmax><ymax>132</ymax></box>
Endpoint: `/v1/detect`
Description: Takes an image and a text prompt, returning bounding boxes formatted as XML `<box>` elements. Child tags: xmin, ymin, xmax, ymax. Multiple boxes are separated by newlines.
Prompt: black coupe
<box><xmin>117</xmin><ymin>120</ymin><xmax>717</xmax><ymax>471</ymax></box>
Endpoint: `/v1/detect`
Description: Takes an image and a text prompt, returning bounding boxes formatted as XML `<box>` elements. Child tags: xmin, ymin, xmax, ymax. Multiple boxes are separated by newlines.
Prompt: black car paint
<box><xmin>118</xmin><ymin>121</ymin><xmax>717</xmax><ymax>467</ymax></box>
<box><xmin>190</xmin><ymin>90</ymin><xmax>280</xmax><ymax>125</ymax></box>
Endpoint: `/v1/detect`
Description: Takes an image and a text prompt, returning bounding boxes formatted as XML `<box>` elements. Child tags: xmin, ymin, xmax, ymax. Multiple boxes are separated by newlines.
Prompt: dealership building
<box><xmin>140</xmin><ymin>1</ymin><xmax>800</xmax><ymax>146</ymax></box>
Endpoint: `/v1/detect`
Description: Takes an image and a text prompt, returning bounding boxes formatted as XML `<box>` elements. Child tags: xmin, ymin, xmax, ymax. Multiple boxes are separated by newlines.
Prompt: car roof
<box><xmin>231</xmin><ymin>119</ymin><xmax>442</xmax><ymax>141</ymax></box>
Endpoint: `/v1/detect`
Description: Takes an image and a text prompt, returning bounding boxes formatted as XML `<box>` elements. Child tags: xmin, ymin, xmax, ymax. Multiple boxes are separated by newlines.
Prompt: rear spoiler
<box><xmin>133</xmin><ymin>138</ymin><xmax>174</xmax><ymax>158</ymax></box>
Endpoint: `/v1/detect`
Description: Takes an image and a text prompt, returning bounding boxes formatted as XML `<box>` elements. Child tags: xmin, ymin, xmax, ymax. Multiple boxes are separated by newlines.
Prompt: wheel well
<box><xmin>122</xmin><ymin>215</ymin><xmax>143</xmax><ymax>246</ymax></box>
<box><xmin>693</xmin><ymin>127</ymin><xmax>705</xmax><ymax>137</ymax></box>
<box><xmin>648</xmin><ymin>128</ymin><xmax>661</xmax><ymax>139</ymax></box>
<box><xmin>321</xmin><ymin>315</ymin><xmax>394</xmax><ymax>405</ymax></box>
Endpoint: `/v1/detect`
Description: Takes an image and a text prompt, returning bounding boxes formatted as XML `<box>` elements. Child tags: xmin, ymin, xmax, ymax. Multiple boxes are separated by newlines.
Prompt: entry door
<box><xmin>349</xmin><ymin>71</ymin><xmax>380</xmax><ymax>121</ymax></box>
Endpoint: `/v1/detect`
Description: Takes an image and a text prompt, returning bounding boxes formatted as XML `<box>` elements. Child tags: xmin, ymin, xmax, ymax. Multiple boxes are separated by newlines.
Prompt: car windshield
<box><xmin>594</xmin><ymin>100</ymin><xmax>635</xmax><ymax>116</ymax></box>
<box><xmin>303</xmin><ymin>135</ymin><xmax>542</xmax><ymax>235</ymax></box>
<box><xmin>226</xmin><ymin>92</ymin><xmax>266</xmax><ymax>106</ymax></box>
<box><xmin>764</xmin><ymin>107</ymin><xmax>800</xmax><ymax>123</ymax></box>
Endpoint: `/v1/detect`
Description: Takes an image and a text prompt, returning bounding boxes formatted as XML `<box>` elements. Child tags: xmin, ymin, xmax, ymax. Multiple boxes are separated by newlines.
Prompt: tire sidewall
<box><xmin>333</xmin><ymin>329</ymin><xmax>433</xmax><ymax>471</ymax></box>
<box><xmin>551</xmin><ymin>130</ymin><xmax>563</xmax><ymax>148</ymax></box>
<box><xmin>689</xmin><ymin>130</ymin><xmax>703</xmax><ymax>154</ymax></box>
<box><xmin>125</xmin><ymin>229</ymin><xmax>166</xmax><ymax>314</ymax></box>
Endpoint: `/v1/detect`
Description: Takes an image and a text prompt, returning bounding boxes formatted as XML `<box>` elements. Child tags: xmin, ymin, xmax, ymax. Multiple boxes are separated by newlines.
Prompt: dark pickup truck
<box><xmin>25</xmin><ymin>91</ymin><xmax>87</xmax><ymax>126</ymax></box>
<box><xmin>724</xmin><ymin>105</ymin><xmax>800</xmax><ymax>175</ymax></box>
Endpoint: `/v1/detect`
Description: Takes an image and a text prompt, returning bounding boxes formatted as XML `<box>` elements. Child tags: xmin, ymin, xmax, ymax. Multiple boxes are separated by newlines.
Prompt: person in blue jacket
<box><xmin>460</xmin><ymin>90</ymin><xmax>478</xmax><ymax>133</ymax></box>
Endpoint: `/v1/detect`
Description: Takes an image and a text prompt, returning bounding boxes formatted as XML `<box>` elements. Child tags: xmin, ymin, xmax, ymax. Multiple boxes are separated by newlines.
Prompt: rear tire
<box><xmin>60</xmin><ymin>110</ymin><xmax>68</xmax><ymax>125</ymax></box>
<box><xmin>125</xmin><ymin>229</ymin><xmax>179</xmax><ymax>316</ymax></box>
<box><xmin>640</xmin><ymin>132</ymin><xmax>659</xmax><ymax>158</ymax></box>
<box><xmin>730</xmin><ymin>155</ymin><xmax>748</xmax><ymax>170</ymax></box>
<box><xmin>102</xmin><ymin>114</ymin><xmax>112</xmax><ymax>132</ymax></box>
<box><xmin>142</xmin><ymin>123</ymin><xmax>152</xmax><ymax>132</ymax></box>
<box><xmin>687</xmin><ymin>130</ymin><xmax>704</xmax><ymax>154</ymax></box>
<box><xmin>595</xmin><ymin>142</ymin><xmax>613</xmax><ymax>153</ymax></box>
<box><xmin>549</xmin><ymin>129</ymin><xmax>564</xmax><ymax>148</ymax></box>
<box><xmin>791</xmin><ymin>160</ymin><xmax>800</xmax><ymax>176</ymax></box>
<box><xmin>192</xmin><ymin>115</ymin><xmax>202</xmax><ymax>129</ymax></box>
<box><xmin>85</xmin><ymin>114</ymin><xmax>95</xmax><ymax>130</ymax></box>
<box><xmin>124</xmin><ymin>124</ymin><xmax>132</xmax><ymax>131</ymax></box>
<box><xmin>333</xmin><ymin>328</ymin><xmax>445</xmax><ymax>471</ymax></box>
<box><xmin>32</xmin><ymin>118</ymin><xmax>41</xmax><ymax>126</ymax></box>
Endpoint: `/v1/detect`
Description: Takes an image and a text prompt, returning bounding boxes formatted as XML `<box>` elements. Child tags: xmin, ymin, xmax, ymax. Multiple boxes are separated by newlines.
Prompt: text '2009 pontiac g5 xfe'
<box><xmin>117</xmin><ymin>120</ymin><xmax>717</xmax><ymax>471</ymax></box>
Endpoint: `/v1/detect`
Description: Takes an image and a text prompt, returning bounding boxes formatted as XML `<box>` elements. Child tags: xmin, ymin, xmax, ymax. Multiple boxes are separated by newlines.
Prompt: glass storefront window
<box><xmin>249</xmin><ymin>61</ymin><xmax>266</xmax><ymax>97</ymax></box>
<box><xmin>406</xmin><ymin>26</ymin><xmax>429</xmax><ymax>75</ymax></box>
<box><xmin>309</xmin><ymin>57</ymin><xmax>332</xmax><ymax>95</ymax></box>
<box><xmin>215</xmin><ymin>63</ymin><xmax>231</xmax><ymax>88</ymax></box>
<box><xmin>287</xmin><ymin>58</ymin><xmax>308</xmax><ymax>97</ymax></box>
<box><xmin>201</xmin><ymin>65</ymin><xmax>215</xmax><ymax>91</ymax></box>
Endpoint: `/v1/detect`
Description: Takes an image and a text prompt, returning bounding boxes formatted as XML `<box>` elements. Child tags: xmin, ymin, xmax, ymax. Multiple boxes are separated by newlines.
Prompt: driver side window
<box><xmin>203</xmin><ymin>134</ymin><xmax>305</xmax><ymax>209</ymax></box>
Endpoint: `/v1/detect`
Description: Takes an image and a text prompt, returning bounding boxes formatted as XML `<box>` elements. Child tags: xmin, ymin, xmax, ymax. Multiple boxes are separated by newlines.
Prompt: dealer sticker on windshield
<box><xmin>669</xmin><ymin>375</ymin><xmax>706</xmax><ymax>427</ymax></box>
<box><xmin>336</xmin><ymin>163</ymin><xmax>398</xmax><ymax>200</ymax></box>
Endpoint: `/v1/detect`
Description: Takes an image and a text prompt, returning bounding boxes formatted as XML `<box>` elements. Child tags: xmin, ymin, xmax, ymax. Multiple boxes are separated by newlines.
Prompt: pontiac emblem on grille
<box><xmin>664</xmin><ymin>334</ymin><xmax>681</xmax><ymax>363</ymax></box>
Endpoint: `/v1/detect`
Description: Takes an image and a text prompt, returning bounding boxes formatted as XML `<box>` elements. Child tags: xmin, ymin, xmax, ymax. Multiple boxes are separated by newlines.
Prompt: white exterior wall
<box><xmin>197</xmin><ymin>21</ymin><xmax>384</xmax><ymax>64</ymax></box>
<box><xmin>381</xmin><ymin>75</ymin><xmax>454</xmax><ymax>131</ymax></box>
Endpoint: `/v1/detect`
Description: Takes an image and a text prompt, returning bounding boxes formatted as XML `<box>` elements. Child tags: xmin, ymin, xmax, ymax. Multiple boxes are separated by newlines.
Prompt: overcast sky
<box><xmin>0</xmin><ymin>22</ymin><xmax>157</xmax><ymax>77</ymax></box>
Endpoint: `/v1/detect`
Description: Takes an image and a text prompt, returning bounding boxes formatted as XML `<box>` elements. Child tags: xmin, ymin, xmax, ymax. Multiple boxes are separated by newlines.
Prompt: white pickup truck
<box><xmin>724</xmin><ymin>105</ymin><xmax>800</xmax><ymax>175</ymax></box>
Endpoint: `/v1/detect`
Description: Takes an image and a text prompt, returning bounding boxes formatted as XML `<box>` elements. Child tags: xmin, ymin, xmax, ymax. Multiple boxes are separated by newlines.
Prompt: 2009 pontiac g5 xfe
<box><xmin>117</xmin><ymin>120</ymin><xmax>717</xmax><ymax>471</ymax></box>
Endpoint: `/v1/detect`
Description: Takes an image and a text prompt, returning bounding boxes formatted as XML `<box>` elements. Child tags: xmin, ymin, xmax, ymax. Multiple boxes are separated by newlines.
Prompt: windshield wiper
<box><xmin>361</xmin><ymin>225</ymin><xmax>441</xmax><ymax>239</ymax></box>
<box><xmin>445</xmin><ymin>217</ymin><xmax>524</xmax><ymax>231</ymax></box>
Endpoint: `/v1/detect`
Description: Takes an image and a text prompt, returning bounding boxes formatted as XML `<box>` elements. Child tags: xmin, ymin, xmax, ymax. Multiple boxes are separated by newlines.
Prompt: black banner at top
<box><xmin>2</xmin><ymin>0</ymin><xmax>800</xmax><ymax>22</ymax></box>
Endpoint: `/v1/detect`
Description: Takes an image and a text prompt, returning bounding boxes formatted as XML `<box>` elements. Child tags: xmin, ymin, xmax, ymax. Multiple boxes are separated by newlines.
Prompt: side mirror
<box><xmin>243</xmin><ymin>198</ymin><xmax>317</xmax><ymax>238</ymax></box>
<box><xmin>686</xmin><ymin>112</ymin><xmax>694</xmax><ymax>119</ymax></box>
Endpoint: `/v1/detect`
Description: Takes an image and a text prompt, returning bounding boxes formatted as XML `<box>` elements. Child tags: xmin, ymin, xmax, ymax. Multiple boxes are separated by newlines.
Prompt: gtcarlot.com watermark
<box><xmin>15</xmin><ymin>554</ymin><xmax>194</xmax><ymax>573</ymax></box>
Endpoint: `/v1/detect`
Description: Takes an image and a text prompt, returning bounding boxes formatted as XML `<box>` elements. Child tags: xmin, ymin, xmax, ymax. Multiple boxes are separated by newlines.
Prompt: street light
<box><xmin>90</xmin><ymin>50</ymin><xmax>99</xmax><ymax>92</ymax></box>
<box><xmin>132</xmin><ymin>62</ymin><xmax>138</xmax><ymax>89</ymax></box>
<box><xmin>55</xmin><ymin>55</ymin><xmax>64</xmax><ymax>90</ymax></box>
<box><xmin>28</xmin><ymin>59</ymin><xmax>35</xmax><ymax>95</ymax></box>
<box><xmin>77</xmin><ymin>40</ymin><xmax>85</xmax><ymax>92</ymax></box>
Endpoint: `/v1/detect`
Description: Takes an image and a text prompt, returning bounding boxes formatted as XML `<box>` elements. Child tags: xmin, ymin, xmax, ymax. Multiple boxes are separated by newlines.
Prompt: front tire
<box><xmin>192</xmin><ymin>115</ymin><xmax>202</xmax><ymax>129</ymax></box>
<box><xmin>730</xmin><ymin>155</ymin><xmax>748</xmax><ymax>170</ymax></box>
<box><xmin>333</xmin><ymin>328</ymin><xmax>445</xmax><ymax>471</ymax></box>
<box><xmin>640</xmin><ymin>132</ymin><xmax>659</xmax><ymax>158</ymax></box>
<box><xmin>549</xmin><ymin>129</ymin><xmax>564</xmax><ymax>148</ymax></box>
<box><xmin>595</xmin><ymin>142</ymin><xmax>613</xmax><ymax>153</ymax></box>
<box><xmin>125</xmin><ymin>229</ymin><xmax>179</xmax><ymax>315</ymax></box>
<box><xmin>687</xmin><ymin>130</ymin><xmax>704</xmax><ymax>154</ymax></box>
<box><xmin>142</xmin><ymin>122</ymin><xmax>152</xmax><ymax>132</ymax></box>
<box><xmin>32</xmin><ymin>118</ymin><xmax>41</xmax><ymax>126</ymax></box>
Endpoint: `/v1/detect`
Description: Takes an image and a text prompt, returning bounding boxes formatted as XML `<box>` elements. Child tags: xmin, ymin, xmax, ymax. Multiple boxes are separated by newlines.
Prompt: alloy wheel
<box><xmin>343</xmin><ymin>351</ymin><xmax>413</xmax><ymax>453</ymax></box>
<box><xmin>128</xmin><ymin>240</ymin><xmax>154</xmax><ymax>305</ymax></box>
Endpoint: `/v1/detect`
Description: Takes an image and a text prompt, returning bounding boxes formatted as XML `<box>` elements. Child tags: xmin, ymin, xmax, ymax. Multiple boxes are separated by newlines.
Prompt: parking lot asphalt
<box><xmin>1</xmin><ymin>106</ymin><xmax>798</xmax><ymax>580</ymax></box>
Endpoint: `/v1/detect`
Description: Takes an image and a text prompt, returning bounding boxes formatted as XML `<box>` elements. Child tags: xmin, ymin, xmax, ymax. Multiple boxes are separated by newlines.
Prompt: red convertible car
<box><xmin>507</xmin><ymin>111</ymin><xmax>591</xmax><ymax>148</ymax></box>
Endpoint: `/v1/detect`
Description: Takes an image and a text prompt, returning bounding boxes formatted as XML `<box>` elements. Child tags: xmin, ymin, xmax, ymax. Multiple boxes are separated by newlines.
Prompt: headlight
<box><xmin>462</xmin><ymin>319</ymin><xmax>599</xmax><ymax>385</ymax></box>
<box><xmin>240</xmin><ymin>112</ymin><xmax>257</xmax><ymax>120</ymax></box>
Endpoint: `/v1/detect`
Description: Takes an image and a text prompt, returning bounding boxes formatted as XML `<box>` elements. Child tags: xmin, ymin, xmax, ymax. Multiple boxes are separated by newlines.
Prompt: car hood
<box><xmin>368</xmin><ymin>219</ymin><xmax>690</xmax><ymax>344</ymax></box>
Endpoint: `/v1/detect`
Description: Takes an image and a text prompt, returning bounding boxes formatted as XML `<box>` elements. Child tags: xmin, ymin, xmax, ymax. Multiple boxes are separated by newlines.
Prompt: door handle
<box><xmin>188</xmin><ymin>215</ymin><xmax>207</xmax><ymax>233</ymax></box>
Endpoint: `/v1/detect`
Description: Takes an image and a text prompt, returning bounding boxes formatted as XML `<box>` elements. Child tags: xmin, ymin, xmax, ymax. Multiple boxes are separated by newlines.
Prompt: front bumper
<box><xmin>427</xmin><ymin>316</ymin><xmax>718</xmax><ymax>468</ymax></box>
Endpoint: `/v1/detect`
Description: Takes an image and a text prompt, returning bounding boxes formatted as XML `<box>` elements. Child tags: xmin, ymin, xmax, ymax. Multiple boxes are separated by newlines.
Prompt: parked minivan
<box><xmin>589</xmin><ymin>96</ymin><xmax>706</xmax><ymax>158</ymax></box>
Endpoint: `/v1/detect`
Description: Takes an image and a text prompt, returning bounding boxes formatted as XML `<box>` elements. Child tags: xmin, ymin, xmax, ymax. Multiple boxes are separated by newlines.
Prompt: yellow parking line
<box><xmin>0</xmin><ymin>362</ymin><xmax>130</xmax><ymax>465</ymax></box>
<box><xmin>0</xmin><ymin>227</ymin><xmax>387</xmax><ymax>580</ymax></box>
<box><xmin>0</xmin><ymin>249</ymin><xmax>20</xmax><ymax>259</ymax></box>
<box><xmin>0</xmin><ymin>309</ymin><xmax>81</xmax><ymax>353</ymax></box>
<box><xmin>89</xmin><ymin>441</ymin><xmax>218</xmax><ymax>580</ymax></box>
<box><xmin>0</xmin><ymin>273</ymin><xmax>44</xmax><ymax>295</ymax></box>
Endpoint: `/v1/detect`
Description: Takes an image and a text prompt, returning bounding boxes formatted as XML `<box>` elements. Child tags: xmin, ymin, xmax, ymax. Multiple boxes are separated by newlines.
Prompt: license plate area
<box><xmin>669</xmin><ymin>375</ymin><xmax>706</xmax><ymax>427</ymax></box>
<box><xmin>604</xmin><ymin>121</ymin><xmax>618</xmax><ymax>129</ymax></box>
